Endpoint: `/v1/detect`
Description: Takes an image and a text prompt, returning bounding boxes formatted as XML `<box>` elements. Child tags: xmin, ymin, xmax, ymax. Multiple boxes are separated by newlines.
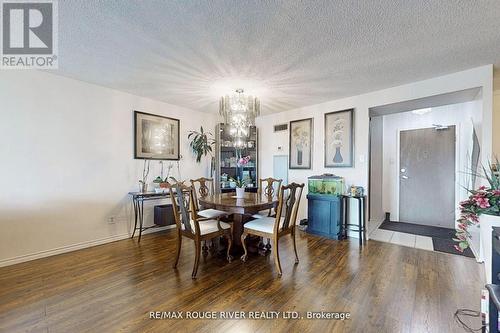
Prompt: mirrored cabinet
<box><xmin>215</xmin><ymin>124</ymin><xmax>258</xmax><ymax>193</ymax></box>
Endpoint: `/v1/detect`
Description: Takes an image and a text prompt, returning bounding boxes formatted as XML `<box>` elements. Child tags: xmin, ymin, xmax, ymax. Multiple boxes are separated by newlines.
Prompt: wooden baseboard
<box><xmin>0</xmin><ymin>225</ymin><xmax>175</xmax><ymax>268</ymax></box>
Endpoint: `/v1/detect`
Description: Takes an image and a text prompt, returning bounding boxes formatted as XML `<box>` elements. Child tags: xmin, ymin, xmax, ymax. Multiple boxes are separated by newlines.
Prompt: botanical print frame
<box><xmin>134</xmin><ymin>111</ymin><xmax>180</xmax><ymax>160</ymax></box>
<box><xmin>324</xmin><ymin>108</ymin><xmax>354</xmax><ymax>167</ymax></box>
<box><xmin>289</xmin><ymin>118</ymin><xmax>313</xmax><ymax>169</ymax></box>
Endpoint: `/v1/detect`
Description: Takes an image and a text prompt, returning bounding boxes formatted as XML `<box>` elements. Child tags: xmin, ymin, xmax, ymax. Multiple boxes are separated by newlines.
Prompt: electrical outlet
<box><xmin>107</xmin><ymin>216</ymin><xmax>116</xmax><ymax>224</ymax></box>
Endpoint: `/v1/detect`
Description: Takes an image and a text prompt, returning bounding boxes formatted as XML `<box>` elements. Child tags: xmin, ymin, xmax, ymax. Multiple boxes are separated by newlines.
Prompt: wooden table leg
<box><xmin>226</xmin><ymin>213</ymin><xmax>270</xmax><ymax>256</ymax></box>
<box><xmin>231</xmin><ymin>213</ymin><xmax>246</xmax><ymax>247</ymax></box>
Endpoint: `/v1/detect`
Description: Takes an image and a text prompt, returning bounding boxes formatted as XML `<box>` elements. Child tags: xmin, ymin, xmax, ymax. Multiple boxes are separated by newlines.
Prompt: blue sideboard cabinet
<box><xmin>306</xmin><ymin>193</ymin><xmax>342</xmax><ymax>240</ymax></box>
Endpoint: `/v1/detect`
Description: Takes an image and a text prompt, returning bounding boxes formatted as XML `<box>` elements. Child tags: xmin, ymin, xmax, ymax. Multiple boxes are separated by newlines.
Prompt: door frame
<box><xmin>395</xmin><ymin>124</ymin><xmax>460</xmax><ymax>224</ymax></box>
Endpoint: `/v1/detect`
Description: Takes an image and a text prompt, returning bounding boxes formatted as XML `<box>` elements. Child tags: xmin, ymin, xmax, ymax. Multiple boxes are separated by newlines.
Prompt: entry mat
<box><xmin>379</xmin><ymin>220</ymin><xmax>474</xmax><ymax>258</ymax></box>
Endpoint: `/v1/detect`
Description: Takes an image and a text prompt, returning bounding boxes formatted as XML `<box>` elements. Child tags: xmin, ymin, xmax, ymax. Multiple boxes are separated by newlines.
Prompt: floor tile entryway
<box><xmin>370</xmin><ymin>228</ymin><xmax>434</xmax><ymax>250</ymax></box>
<box><xmin>368</xmin><ymin>220</ymin><xmax>475</xmax><ymax>258</ymax></box>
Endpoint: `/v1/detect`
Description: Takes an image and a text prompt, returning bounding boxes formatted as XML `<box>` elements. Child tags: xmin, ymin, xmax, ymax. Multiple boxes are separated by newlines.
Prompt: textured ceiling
<box><xmin>56</xmin><ymin>0</ymin><xmax>500</xmax><ymax>114</ymax></box>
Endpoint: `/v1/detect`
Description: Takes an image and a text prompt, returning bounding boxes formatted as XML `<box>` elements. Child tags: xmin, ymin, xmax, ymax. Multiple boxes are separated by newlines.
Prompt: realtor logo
<box><xmin>1</xmin><ymin>0</ymin><xmax>58</xmax><ymax>69</ymax></box>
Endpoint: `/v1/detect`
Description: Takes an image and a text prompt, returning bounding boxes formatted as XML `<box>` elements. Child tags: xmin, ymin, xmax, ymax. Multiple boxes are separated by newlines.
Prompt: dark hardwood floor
<box><xmin>0</xmin><ymin>229</ymin><xmax>484</xmax><ymax>333</ymax></box>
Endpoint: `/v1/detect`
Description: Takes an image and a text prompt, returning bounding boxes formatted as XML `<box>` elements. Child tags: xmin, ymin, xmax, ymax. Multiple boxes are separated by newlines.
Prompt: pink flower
<box><xmin>473</xmin><ymin>192</ymin><xmax>486</xmax><ymax>199</ymax></box>
<box><xmin>468</xmin><ymin>214</ymin><xmax>479</xmax><ymax>223</ymax></box>
<box><xmin>479</xmin><ymin>186</ymin><xmax>487</xmax><ymax>190</ymax></box>
<box><xmin>238</xmin><ymin>156</ymin><xmax>251</xmax><ymax>165</ymax></box>
<box><xmin>458</xmin><ymin>223</ymin><xmax>467</xmax><ymax>231</ymax></box>
<box><xmin>475</xmin><ymin>196</ymin><xmax>490</xmax><ymax>209</ymax></box>
<box><xmin>493</xmin><ymin>190</ymin><xmax>500</xmax><ymax>196</ymax></box>
<box><xmin>454</xmin><ymin>245</ymin><xmax>464</xmax><ymax>253</ymax></box>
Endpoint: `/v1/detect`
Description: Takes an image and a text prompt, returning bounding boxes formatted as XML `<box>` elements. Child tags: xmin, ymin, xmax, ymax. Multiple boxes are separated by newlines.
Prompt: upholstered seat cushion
<box><xmin>244</xmin><ymin>217</ymin><xmax>284</xmax><ymax>233</ymax></box>
<box><xmin>182</xmin><ymin>219</ymin><xmax>231</xmax><ymax>235</ymax></box>
<box><xmin>198</xmin><ymin>208</ymin><xmax>228</xmax><ymax>219</ymax></box>
<box><xmin>251</xmin><ymin>209</ymin><xmax>276</xmax><ymax>219</ymax></box>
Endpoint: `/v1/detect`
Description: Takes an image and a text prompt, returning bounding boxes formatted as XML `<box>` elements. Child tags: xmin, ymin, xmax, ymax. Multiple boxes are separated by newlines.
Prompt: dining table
<box><xmin>198</xmin><ymin>192</ymin><xmax>278</xmax><ymax>254</ymax></box>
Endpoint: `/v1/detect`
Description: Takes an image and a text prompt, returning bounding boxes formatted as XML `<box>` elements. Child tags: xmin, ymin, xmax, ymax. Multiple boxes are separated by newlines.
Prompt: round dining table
<box><xmin>198</xmin><ymin>192</ymin><xmax>278</xmax><ymax>252</ymax></box>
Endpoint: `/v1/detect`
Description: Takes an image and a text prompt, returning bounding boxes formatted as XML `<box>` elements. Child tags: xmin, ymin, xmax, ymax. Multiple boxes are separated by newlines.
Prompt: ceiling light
<box><xmin>411</xmin><ymin>108</ymin><xmax>432</xmax><ymax>115</ymax></box>
<box><xmin>219</xmin><ymin>88</ymin><xmax>260</xmax><ymax>141</ymax></box>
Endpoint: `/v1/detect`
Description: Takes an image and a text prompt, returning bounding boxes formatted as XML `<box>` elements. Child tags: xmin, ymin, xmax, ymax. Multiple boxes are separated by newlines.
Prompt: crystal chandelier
<box><xmin>219</xmin><ymin>88</ymin><xmax>260</xmax><ymax>142</ymax></box>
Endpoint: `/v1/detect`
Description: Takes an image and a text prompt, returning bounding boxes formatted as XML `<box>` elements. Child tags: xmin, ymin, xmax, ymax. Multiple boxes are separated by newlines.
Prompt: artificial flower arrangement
<box><xmin>454</xmin><ymin>160</ymin><xmax>500</xmax><ymax>252</ymax></box>
<box><xmin>238</xmin><ymin>155</ymin><xmax>251</xmax><ymax>166</ymax></box>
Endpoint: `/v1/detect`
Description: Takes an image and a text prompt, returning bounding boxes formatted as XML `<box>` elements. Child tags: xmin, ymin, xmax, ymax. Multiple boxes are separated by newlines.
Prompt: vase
<box><xmin>333</xmin><ymin>146</ymin><xmax>343</xmax><ymax>163</ymax></box>
<box><xmin>235</xmin><ymin>187</ymin><xmax>245</xmax><ymax>198</ymax></box>
<box><xmin>297</xmin><ymin>149</ymin><xmax>303</xmax><ymax>165</ymax></box>
<box><xmin>139</xmin><ymin>182</ymin><xmax>148</xmax><ymax>193</ymax></box>
<box><xmin>479</xmin><ymin>214</ymin><xmax>500</xmax><ymax>283</ymax></box>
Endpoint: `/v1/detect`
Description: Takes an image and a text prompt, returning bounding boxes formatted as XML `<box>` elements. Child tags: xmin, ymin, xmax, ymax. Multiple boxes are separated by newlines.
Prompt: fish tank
<box><xmin>308</xmin><ymin>174</ymin><xmax>345</xmax><ymax>195</ymax></box>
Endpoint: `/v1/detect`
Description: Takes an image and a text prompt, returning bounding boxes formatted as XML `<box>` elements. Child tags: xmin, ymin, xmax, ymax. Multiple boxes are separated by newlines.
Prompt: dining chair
<box><xmin>241</xmin><ymin>182</ymin><xmax>305</xmax><ymax>277</ymax></box>
<box><xmin>190</xmin><ymin>177</ymin><xmax>228</xmax><ymax>219</ymax></box>
<box><xmin>251</xmin><ymin>177</ymin><xmax>282</xmax><ymax>219</ymax></box>
<box><xmin>167</xmin><ymin>182</ymin><xmax>233</xmax><ymax>279</ymax></box>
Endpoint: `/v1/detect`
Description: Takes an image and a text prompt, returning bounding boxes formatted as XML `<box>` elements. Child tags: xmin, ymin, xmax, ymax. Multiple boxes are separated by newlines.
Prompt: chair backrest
<box><xmin>167</xmin><ymin>181</ymin><xmax>196</xmax><ymax>234</ymax></box>
<box><xmin>258</xmin><ymin>177</ymin><xmax>283</xmax><ymax>197</ymax></box>
<box><xmin>274</xmin><ymin>182</ymin><xmax>305</xmax><ymax>233</ymax></box>
<box><xmin>190</xmin><ymin>177</ymin><xmax>214</xmax><ymax>212</ymax></box>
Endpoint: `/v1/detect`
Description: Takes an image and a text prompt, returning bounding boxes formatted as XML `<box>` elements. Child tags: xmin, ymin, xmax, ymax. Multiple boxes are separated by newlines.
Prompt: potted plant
<box><xmin>454</xmin><ymin>160</ymin><xmax>500</xmax><ymax>254</ymax></box>
<box><xmin>454</xmin><ymin>160</ymin><xmax>499</xmax><ymax>280</ymax></box>
<box><xmin>188</xmin><ymin>126</ymin><xmax>215</xmax><ymax>176</ymax></box>
<box><xmin>233</xmin><ymin>178</ymin><xmax>246</xmax><ymax>198</ymax></box>
<box><xmin>153</xmin><ymin>176</ymin><xmax>163</xmax><ymax>192</ymax></box>
<box><xmin>158</xmin><ymin>161</ymin><xmax>174</xmax><ymax>189</ymax></box>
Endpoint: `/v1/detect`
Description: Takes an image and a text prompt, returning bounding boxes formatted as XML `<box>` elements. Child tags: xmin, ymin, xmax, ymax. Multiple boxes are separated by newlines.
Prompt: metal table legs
<box><xmin>131</xmin><ymin>197</ymin><xmax>145</xmax><ymax>242</ymax></box>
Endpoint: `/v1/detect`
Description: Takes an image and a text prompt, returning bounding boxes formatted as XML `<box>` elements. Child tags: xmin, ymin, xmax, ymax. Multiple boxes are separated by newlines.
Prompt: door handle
<box><xmin>401</xmin><ymin>175</ymin><xmax>409</xmax><ymax>179</ymax></box>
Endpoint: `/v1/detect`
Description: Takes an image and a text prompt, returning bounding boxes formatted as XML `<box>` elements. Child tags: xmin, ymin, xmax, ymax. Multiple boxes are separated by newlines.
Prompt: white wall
<box><xmin>256</xmin><ymin>65</ymin><xmax>493</xmax><ymax>223</ymax></box>
<box><xmin>494</xmin><ymin>90</ymin><xmax>500</xmax><ymax>157</ymax></box>
<box><xmin>0</xmin><ymin>71</ymin><xmax>216</xmax><ymax>266</ymax></box>
<box><xmin>369</xmin><ymin>116</ymin><xmax>384</xmax><ymax>223</ymax></box>
<box><xmin>380</xmin><ymin>101</ymin><xmax>481</xmax><ymax>222</ymax></box>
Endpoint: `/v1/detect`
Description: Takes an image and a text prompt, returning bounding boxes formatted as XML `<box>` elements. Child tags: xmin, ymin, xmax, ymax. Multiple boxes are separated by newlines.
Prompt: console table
<box><xmin>128</xmin><ymin>191</ymin><xmax>171</xmax><ymax>242</ymax></box>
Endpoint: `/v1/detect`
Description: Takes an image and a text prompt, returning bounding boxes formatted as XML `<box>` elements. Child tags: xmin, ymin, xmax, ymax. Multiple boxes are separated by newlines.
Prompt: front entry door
<box><xmin>399</xmin><ymin>126</ymin><xmax>455</xmax><ymax>228</ymax></box>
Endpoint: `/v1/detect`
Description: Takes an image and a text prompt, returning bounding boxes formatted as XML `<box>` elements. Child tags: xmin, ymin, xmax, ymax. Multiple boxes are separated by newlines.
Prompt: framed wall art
<box><xmin>289</xmin><ymin>118</ymin><xmax>313</xmax><ymax>169</ymax></box>
<box><xmin>134</xmin><ymin>111</ymin><xmax>180</xmax><ymax>160</ymax></box>
<box><xmin>324</xmin><ymin>108</ymin><xmax>354</xmax><ymax>167</ymax></box>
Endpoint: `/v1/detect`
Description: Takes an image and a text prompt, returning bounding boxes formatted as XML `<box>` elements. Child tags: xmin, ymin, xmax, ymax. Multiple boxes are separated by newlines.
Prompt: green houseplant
<box><xmin>232</xmin><ymin>178</ymin><xmax>246</xmax><ymax>198</ymax></box>
<box><xmin>188</xmin><ymin>126</ymin><xmax>216</xmax><ymax>177</ymax></box>
<box><xmin>188</xmin><ymin>126</ymin><xmax>215</xmax><ymax>163</ymax></box>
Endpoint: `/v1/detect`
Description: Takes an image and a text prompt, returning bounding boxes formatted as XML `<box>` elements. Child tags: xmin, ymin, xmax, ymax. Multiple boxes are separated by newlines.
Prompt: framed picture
<box><xmin>289</xmin><ymin>118</ymin><xmax>313</xmax><ymax>169</ymax></box>
<box><xmin>324</xmin><ymin>108</ymin><xmax>354</xmax><ymax>167</ymax></box>
<box><xmin>134</xmin><ymin>111</ymin><xmax>180</xmax><ymax>160</ymax></box>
